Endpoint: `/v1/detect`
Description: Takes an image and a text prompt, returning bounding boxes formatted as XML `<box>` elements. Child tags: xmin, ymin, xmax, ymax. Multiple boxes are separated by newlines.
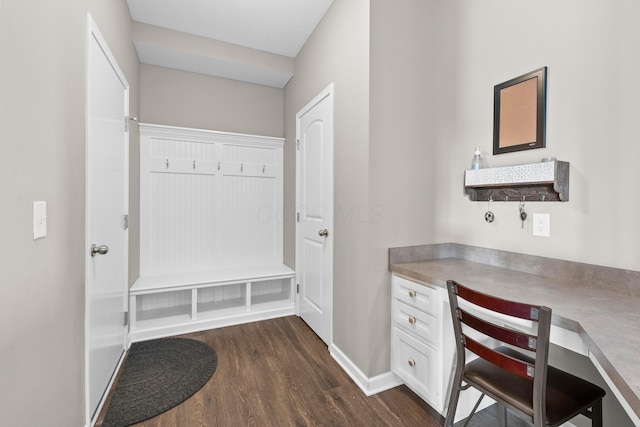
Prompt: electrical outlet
<box><xmin>532</xmin><ymin>213</ymin><xmax>550</xmax><ymax>237</ymax></box>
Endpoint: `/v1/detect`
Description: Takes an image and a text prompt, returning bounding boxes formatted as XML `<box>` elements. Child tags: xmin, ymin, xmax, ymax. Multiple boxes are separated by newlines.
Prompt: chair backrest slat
<box><xmin>459</xmin><ymin>309</ymin><xmax>538</xmax><ymax>351</ymax></box>
<box><xmin>454</xmin><ymin>281</ymin><xmax>541</xmax><ymax>321</ymax></box>
<box><xmin>464</xmin><ymin>335</ymin><xmax>534</xmax><ymax>379</ymax></box>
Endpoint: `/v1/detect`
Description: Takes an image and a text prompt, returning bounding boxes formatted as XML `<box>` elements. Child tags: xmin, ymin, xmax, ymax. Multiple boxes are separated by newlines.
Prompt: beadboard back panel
<box><xmin>219</xmin><ymin>175</ymin><xmax>279</xmax><ymax>265</ymax></box>
<box><xmin>149</xmin><ymin>172</ymin><xmax>217</xmax><ymax>273</ymax></box>
<box><xmin>140</xmin><ymin>124</ymin><xmax>284</xmax><ymax>276</ymax></box>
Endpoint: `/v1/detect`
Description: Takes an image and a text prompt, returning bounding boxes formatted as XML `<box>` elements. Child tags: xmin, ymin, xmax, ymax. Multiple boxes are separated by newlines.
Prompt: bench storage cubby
<box><xmin>130</xmin><ymin>266</ymin><xmax>295</xmax><ymax>341</ymax></box>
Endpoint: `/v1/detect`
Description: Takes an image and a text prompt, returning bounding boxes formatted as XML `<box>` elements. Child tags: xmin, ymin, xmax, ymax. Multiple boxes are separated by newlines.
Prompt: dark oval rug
<box><xmin>102</xmin><ymin>338</ymin><xmax>217</xmax><ymax>427</ymax></box>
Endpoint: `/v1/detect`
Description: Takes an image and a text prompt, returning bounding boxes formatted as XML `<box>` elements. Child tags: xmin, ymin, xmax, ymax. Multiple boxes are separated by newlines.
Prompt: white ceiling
<box><xmin>126</xmin><ymin>0</ymin><xmax>334</xmax><ymax>87</ymax></box>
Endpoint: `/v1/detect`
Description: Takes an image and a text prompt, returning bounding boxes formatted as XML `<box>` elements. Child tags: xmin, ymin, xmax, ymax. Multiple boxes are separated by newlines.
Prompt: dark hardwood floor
<box><xmin>96</xmin><ymin>315</ymin><xmax>443</xmax><ymax>427</ymax></box>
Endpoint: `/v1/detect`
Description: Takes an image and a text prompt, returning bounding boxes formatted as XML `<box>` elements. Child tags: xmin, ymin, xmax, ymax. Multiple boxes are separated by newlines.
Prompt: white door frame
<box><xmin>295</xmin><ymin>83</ymin><xmax>334</xmax><ymax>346</ymax></box>
<box><xmin>84</xmin><ymin>13</ymin><xmax>129</xmax><ymax>427</ymax></box>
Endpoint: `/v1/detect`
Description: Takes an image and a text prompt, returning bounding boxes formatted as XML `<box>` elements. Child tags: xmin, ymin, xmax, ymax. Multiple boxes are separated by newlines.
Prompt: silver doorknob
<box><xmin>90</xmin><ymin>244</ymin><xmax>109</xmax><ymax>257</ymax></box>
<box><xmin>318</xmin><ymin>229</ymin><xmax>329</xmax><ymax>237</ymax></box>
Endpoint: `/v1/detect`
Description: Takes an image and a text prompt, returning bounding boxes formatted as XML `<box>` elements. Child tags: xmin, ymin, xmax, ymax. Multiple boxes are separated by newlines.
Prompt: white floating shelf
<box><xmin>464</xmin><ymin>160</ymin><xmax>569</xmax><ymax>202</ymax></box>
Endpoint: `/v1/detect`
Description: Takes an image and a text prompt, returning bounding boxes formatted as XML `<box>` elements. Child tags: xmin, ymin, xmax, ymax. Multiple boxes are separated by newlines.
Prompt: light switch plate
<box><xmin>533</xmin><ymin>213</ymin><xmax>550</xmax><ymax>237</ymax></box>
<box><xmin>33</xmin><ymin>201</ymin><xmax>47</xmax><ymax>239</ymax></box>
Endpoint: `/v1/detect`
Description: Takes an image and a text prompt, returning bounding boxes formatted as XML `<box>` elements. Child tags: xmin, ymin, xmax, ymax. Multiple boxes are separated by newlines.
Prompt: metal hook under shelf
<box><xmin>479</xmin><ymin>196</ymin><xmax>538</xmax><ymax>202</ymax></box>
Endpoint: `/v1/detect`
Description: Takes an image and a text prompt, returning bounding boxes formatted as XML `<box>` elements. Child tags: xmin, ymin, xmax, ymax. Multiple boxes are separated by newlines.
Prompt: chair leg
<box><xmin>460</xmin><ymin>393</ymin><xmax>485</xmax><ymax>427</ymax></box>
<box><xmin>496</xmin><ymin>403</ymin><xmax>507</xmax><ymax>427</ymax></box>
<box><xmin>444</xmin><ymin>379</ymin><xmax>463</xmax><ymax>427</ymax></box>
<box><xmin>591</xmin><ymin>399</ymin><xmax>603</xmax><ymax>427</ymax></box>
<box><xmin>444</xmin><ymin>391</ymin><xmax>460</xmax><ymax>426</ymax></box>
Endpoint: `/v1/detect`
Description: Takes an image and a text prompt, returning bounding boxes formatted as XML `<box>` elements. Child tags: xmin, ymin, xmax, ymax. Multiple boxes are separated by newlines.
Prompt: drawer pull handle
<box><xmin>408</xmin><ymin>358</ymin><xmax>416</xmax><ymax>367</ymax></box>
<box><xmin>408</xmin><ymin>316</ymin><xmax>417</xmax><ymax>324</ymax></box>
<box><xmin>408</xmin><ymin>289</ymin><xmax>416</xmax><ymax>298</ymax></box>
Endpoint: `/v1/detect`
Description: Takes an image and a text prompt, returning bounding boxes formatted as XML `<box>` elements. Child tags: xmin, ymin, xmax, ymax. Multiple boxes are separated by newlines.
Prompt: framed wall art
<box><xmin>493</xmin><ymin>67</ymin><xmax>547</xmax><ymax>155</ymax></box>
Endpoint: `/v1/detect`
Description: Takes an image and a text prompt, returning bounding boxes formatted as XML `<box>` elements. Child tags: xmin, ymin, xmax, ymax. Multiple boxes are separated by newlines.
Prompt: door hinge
<box><xmin>296</xmin><ymin>139</ymin><xmax>300</xmax><ymax>150</ymax></box>
<box><xmin>296</xmin><ymin>284</ymin><xmax>300</xmax><ymax>294</ymax></box>
<box><xmin>296</xmin><ymin>212</ymin><xmax>300</xmax><ymax>222</ymax></box>
<box><xmin>124</xmin><ymin>311</ymin><xmax>129</xmax><ymax>327</ymax></box>
<box><xmin>122</xmin><ymin>214</ymin><xmax>129</xmax><ymax>230</ymax></box>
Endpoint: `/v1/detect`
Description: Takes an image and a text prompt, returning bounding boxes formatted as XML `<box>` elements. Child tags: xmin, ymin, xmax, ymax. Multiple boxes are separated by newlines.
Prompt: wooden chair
<box><xmin>444</xmin><ymin>280</ymin><xmax>605</xmax><ymax>427</ymax></box>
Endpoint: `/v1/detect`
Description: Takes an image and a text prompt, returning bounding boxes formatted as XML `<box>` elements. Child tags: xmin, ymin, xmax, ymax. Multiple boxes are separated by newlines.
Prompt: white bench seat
<box><xmin>129</xmin><ymin>264</ymin><xmax>295</xmax><ymax>342</ymax></box>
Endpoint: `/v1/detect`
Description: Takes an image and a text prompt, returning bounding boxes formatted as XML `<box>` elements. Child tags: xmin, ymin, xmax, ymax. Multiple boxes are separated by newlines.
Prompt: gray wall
<box><xmin>432</xmin><ymin>1</ymin><xmax>639</xmax><ymax>423</ymax></box>
<box><xmin>285</xmin><ymin>0</ymin><xmax>640</xmax><ymax>396</ymax></box>
<box><xmin>376</xmin><ymin>1</ymin><xmax>636</xmax><ymax>422</ymax></box>
<box><xmin>368</xmin><ymin>0</ymin><xmax>446</xmax><ymax>375</ymax></box>
<box><xmin>282</xmin><ymin>0</ymin><xmax>453</xmax><ymax>379</ymax></box>
<box><xmin>0</xmin><ymin>0</ymin><xmax>139</xmax><ymax>425</ymax></box>
<box><xmin>139</xmin><ymin>64</ymin><xmax>284</xmax><ymax>137</ymax></box>
<box><xmin>438</xmin><ymin>0</ymin><xmax>640</xmax><ymax>272</ymax></box>
<box><xmin>284</xmin><ymin>0</ymin><xmax>372</xmax><ymax>373</ymax></box>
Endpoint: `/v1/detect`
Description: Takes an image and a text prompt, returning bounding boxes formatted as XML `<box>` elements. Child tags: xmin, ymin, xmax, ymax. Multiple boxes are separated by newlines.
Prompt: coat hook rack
<box><xmin>484</xmin><ymin>196</ymin><xmax>552</xmax><ymax>202</ymax></box>
<box><xmin>464</xmin><ymin>160</ymin><xmax>569</xmax><ymax>202</ymax></box>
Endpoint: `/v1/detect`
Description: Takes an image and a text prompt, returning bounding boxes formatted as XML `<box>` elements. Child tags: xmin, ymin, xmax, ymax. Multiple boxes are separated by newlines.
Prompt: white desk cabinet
<box><xmin>391</xmin><ymin>275</ymin><xmax>445</xmax><ymax>410</ymax></box>
<box><xmin>391</xmin><ymin>274</ymin><xmax>491</xmax><ymax>421</ymax></box>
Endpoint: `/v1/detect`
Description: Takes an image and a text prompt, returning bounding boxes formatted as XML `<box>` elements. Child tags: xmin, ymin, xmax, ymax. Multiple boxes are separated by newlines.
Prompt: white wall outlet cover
<box><xmin>533</xmin><ymin>213</ymin><xmax>550</xmax><ymax>237</ymax></box>
<box><xmin>33</xmin><ymin>201</ymin><xmax>47</xmax><ymax>239</ymax></box>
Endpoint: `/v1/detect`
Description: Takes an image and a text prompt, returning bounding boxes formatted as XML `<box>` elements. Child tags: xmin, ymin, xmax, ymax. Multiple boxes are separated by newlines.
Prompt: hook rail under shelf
<box><xmin>464</xmin><ymin>160</ymin><xmax>569</xmax><ymax>202</ymax></box>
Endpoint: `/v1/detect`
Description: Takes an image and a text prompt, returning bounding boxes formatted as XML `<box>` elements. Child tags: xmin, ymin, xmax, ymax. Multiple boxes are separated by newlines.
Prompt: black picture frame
<box><xmin>493</xmin><ymin>67</ymin><xmax>547</xmax><ymax>155</ymax></box>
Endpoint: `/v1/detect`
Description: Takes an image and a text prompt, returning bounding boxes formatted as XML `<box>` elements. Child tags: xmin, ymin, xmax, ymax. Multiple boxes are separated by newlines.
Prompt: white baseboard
<box><xmin>329</xmin><ymin>343</ymin><xmax>402</xmax><ymax>396</ymax></box>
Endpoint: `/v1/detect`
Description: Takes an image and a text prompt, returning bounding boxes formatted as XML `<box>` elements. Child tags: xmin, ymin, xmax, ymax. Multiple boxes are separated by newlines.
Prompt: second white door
<box><xmin>86</xmin><ymin>14</ymin><xmax>129</xmax><ymax>424</ymax></box>
<box><xmin>296</xmin><ymin>84</ymin><xmax>334</xmax><ymax>345</ymax></box>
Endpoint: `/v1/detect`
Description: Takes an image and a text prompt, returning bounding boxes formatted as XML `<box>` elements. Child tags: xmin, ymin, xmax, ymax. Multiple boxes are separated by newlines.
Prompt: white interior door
<box><xmin>296</xmin><ymin>84</ymin><xmax>334</xmax><ymax>345</ymax></box>
<box><xmin>85</xmin><ymin>13</ymin><xmax>129</xmax><ymax>424</ymax></box>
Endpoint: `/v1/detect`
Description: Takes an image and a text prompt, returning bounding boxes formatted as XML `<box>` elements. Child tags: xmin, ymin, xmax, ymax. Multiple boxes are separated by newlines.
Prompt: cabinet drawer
<box><xmin>394</xmin><ymin>300</ymin><xmax>440</xmax><ymax>347</ymax></box>
<box><xmin>393</xmin><ymin>275</ymin><xmax>441</xmax><ymax>316</ymax></box>
<box><xmin>392</xmin><ymin>327</ymin><xmax>440</xmax><ymax>407</ymax></box>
